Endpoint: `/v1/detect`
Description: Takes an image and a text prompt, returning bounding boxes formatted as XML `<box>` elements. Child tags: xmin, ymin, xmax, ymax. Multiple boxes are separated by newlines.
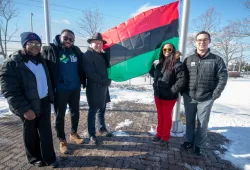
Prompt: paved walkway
<box><xmin>0</xmin><ymin>102</ymin><xmax>239</xmax><ymax>170</ymax></box>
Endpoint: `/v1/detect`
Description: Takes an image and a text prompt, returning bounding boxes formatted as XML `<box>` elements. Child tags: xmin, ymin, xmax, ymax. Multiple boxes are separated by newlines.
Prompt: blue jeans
<box><xmin>88</xmin><ymin>104</ymin><xmax>107</xmax><ymax>137</ymax></box>
<box><xmin>183</xmin><ymin>93</ymin><xmax>214</xmax><ymax>147</ymax></box>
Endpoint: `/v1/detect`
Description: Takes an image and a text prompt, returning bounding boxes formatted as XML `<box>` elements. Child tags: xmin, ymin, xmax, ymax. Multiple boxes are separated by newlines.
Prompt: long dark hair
<box><xmin>159</xmin><ymin>43</ymin><xmax>176</xmax><ymax>72</ymax></box>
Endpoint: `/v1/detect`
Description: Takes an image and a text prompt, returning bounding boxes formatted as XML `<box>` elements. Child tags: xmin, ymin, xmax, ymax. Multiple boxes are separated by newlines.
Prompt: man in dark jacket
<box><xmin>83</xmin><ymin>32</ymin><xmax>112</xmax><ymax>145</ymax></box>
<box><xmin>181</xmin><ymin>31</ymin><xmax>228</xmax><ymax>156</ymax></box>
<box><xmin>42</xmin><ymin>29</ymin><xmax>86</xmax><ymax>154</ymax></box>
<box><xmin>0</xmin><ymin>32</ymin><xmax>57</xmax><ymax>167</ymax></box>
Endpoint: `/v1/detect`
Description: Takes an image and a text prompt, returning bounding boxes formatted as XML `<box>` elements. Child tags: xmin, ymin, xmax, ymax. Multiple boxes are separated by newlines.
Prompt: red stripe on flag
<box><xmin>102</xmin><ymin>1</ymin><xmax>179</xmax><ymax>49</ymax></box>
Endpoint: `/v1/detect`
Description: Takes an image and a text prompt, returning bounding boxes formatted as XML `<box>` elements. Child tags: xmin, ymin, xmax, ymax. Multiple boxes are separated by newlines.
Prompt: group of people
<box><xmin>0</xmin><ymin>30</ymin><xmax>112</xmax><ymax>167</ymax></box>
<box><xmin>150</xmin><ymin>31</ymin><xmax>228</xmax><ymax>157</ymax></box>
<box><xmin>0</xmin><ymin>30</ymin><xmax>228</xmax><ymax>168</ymax></box>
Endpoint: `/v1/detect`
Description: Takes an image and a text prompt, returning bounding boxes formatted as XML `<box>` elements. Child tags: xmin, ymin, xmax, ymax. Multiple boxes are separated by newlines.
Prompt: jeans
<box><xmin>88</xmin><ymin>104</ymin><xmax>107</xmax><ymax>137</ymax></box>
<box><xmin>183</xmin><ymin>93</ymin><xmax>214</xmax><ymax>147</ymax></box>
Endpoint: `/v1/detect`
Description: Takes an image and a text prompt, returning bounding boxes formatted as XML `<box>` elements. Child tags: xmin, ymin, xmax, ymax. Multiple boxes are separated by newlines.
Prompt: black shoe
<box><xmin>50</xmin><ymin>161</ymin><xmax>59</xmax><ymax>168</ymax></box>
<box><xmin>33</xmin><ymin>160</ymin><xmax>44</xmax><ymax>167</ymax></box>
<box><xmin>156</xmin><ymin>139</ymin><xmax>169</xmax><ymax>146</ymax></box>
<box><xmin>181</xmin><ymin>141</ymin><xmax>193</xmax><ymax>150</ymax></box>
<box><xmin>89</xmin><ymin>136</ymin><xmax>100</xmax><ymax>145</ymax></box>
<box><xmin>194</xmin><ymin>145</ymin><xmax>203</xmax><ymax>157</ymax></box>
<box><xmin>152</xmin><ymin>136</ymin><xmax>161</xmax><ymax>143</ymax></box>
<box><xmin>99</xmin><ymin>128</ymin><xmax>114</xmax><ymax>137</ymax></box>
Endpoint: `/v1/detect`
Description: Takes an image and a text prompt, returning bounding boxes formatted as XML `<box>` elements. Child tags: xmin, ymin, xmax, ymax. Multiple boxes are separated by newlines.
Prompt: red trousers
<box><xmin>154</xmin><ymin>97</ymin><xmax>177</xmax><ymax>141</ymax></box>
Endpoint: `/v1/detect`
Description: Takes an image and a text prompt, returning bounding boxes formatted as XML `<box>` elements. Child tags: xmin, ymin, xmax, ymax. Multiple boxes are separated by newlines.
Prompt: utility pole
<box><xmin>31</xmin><ymin>13</ymin><xmax>34</xmax><ymax>32</ymax></box>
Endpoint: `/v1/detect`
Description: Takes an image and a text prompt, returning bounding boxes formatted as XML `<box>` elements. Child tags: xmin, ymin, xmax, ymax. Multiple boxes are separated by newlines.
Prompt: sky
<box><xmin>3</xmin><ymin>0</ymin><xmax>249</xmax><ymax>53</ymax></box>
<box><xmin>1</xmin><ymin>76</ymin><xmax>250</xmax><ymax>170</ymax></box>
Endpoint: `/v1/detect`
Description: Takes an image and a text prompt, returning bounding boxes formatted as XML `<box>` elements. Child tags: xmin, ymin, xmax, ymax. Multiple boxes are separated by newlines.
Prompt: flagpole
<box><xmin>43</xmin><ymin>0</ymin><xmax>51</xmax><ymax>45</ymax></box>
<box><xmin>30</xmin><ymin>13</ymin><xmax>33</xmax><ymax>32</ymax></box>
<box><xmin>171</xmin><ymin>0</ymin><xmax>190</xmax><ymax>133</ymax></box>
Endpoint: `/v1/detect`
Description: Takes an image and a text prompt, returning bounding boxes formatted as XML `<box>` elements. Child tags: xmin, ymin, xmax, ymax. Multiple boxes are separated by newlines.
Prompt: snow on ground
<box><xmin>0</xmin><ymin>76</ymin><xmax>250</xmax><ymax>169</ymax></box>
<box><xmin>208</xmin><ymin>78</ymin><xmax>250</xmax><ymax>170</ymax></box>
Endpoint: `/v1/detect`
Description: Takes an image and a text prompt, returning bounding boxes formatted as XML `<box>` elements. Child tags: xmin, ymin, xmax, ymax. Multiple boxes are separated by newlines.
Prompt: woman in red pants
<box><xmin>149</xmin><ymin>42</ymin><xmax>186</xmax><ymax>146</ymax></box>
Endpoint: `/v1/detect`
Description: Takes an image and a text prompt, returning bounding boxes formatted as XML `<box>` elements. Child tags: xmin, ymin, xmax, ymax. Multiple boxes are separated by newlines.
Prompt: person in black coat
<box><xmin>42</xmin><ymin>29</ymin><xmax>86</xmax><ymax>154</ymax></box>
<box><xmin>0</xmin><ymin>32</ymin><xmax>57</xmax><ymax>167</ymax></box>
<box><xmin>149</xmin><ymin>42</ymin><xmax>186</xmax><ymax>146</ymax></box>
<box><xmin>83</xmin><ymin>33</ymin><xmax>112</xmax><ymax>145</ymax></box>
<box><xmin>181</xmin><ymin>31</ymin><xmax>228</xmax><ymax>156</ymax></box>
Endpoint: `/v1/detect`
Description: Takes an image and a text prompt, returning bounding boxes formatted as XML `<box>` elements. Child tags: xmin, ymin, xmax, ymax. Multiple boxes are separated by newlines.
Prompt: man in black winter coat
<box><xmin>181</xmin><ymin>31</ymin><xmax>228</xmax><ymax>156</ymax></box>
<box><xmin>83</xmin><ymin>32</ymin><xmax>113</xmax><ymax>145</ymax></box>
<box><xmin>42</xmin><ymin>29</ymin><xmax>86</xmax><ymax>154</ymax></box>
<box><xmin>0</xmin><ymin>32</ymin><xmax>57</xmax><ymax>167</ymax></box>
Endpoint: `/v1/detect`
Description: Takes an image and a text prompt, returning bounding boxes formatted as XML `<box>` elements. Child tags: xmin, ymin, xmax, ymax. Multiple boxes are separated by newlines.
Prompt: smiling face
<box><xmin>60</xmin><ymin>31</ymin><xmax>75</xmax><ymax>48</ymax></box>
<box><xmin>25</xmin><ymin>40</ymin><xmax>41</xmax><ymax>56</ymax></box>
<box><xmin>90</xmin><ymin>40</ymin><xmax>103</xmax><ymax>53</ymax></box>
<box><xmin>162</xmin><ymin>44</ymin><xmax>174</xmax><ymax>58</ymax></box>
<box><xmin>195</xmin><ymin>33</ymin><xmax>211</xmax><ymax>54</ymax></box>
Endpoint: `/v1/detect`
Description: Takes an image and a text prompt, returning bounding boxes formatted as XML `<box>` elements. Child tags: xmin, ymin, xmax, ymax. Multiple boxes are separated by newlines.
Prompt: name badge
<box><xmin>191</xmin><ymin>62</ymin><xmax>195</xmax><ymax>66</ymax></box>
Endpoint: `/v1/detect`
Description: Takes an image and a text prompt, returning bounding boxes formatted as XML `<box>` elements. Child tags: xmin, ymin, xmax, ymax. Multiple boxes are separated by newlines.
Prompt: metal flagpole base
<box><xmin>171</xmin><ymin>119</ymin><xmax>184</xmax><ymax>134</ymax></box>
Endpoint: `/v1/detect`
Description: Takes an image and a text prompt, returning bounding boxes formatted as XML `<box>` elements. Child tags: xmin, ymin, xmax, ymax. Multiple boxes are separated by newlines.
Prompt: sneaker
<box><xmin>156</xmin><ymin>139</ymin><xmax>169</xmax><ymax>146</ymax></box>
<box><xmin>152</xmin><ymin>136</ymin><xmax>161</xmax><ymax>143</ymax></box>
<box><xmin>59</xmin><ymin>140</ymin><xmax>69</xmax><ymax>154</ymax></box>
<box><xmin>181</xmin><ymin>141</ymin><xmax>193</xmax><ymax>150</ymax></box>
<box><xmin>89</xmin><ymin>136</ymin><xmax>100</xmax><ymax>145</ymax></box>
<box><xmin>194</xmin><ymin>145</ymin><xmax>202</xmax><ymax>157</ymax></box>
<box><xmin>99</xmin><ymin>129</ymin><xmax>113</xmax><ymax>137</ymax></box>
<box><xmin>70</xmin><ymin>133</ymin><xmax>84</xmax><ymax>144</ymax></box>
<box><xmin>32</xmin><ymin>160</ymin><xmax>44</xmax><ymax>167</ymax></box>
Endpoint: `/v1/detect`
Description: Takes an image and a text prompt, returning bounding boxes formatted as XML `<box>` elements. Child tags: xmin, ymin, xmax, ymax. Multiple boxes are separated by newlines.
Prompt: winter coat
<box><xmin>183</xmin><ymin>49</ymin><xmax>228</xmax><ymax>101</ymax></box>
<box><xmin>0</xmin><ymin>51</ymin><xmax>53</xmax><ymax>118</ymax></box>
<box><xmin>41</xmin><ymin>35</ymin><xmax>86</xmax><ymax>92</ymax></box>
<box><xmin>83</xmin><ymin>47</ymin><xmax>111</xmax><ymax>108</ymax></box>
<box><xmin>149</xmin><ymin>56</ymin><xmax>186</xmax><ymax>100</ymax></box>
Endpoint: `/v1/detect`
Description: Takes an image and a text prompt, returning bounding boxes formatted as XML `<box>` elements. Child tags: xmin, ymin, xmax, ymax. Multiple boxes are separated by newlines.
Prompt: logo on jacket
<box><xmin>60</xmin><ymin>54</ymin><xmax>69</xmax><ymax>64</ymax></box>
<box><xmin>191</xmin><ymin>62</ymin><xmax>195</xmax><ymax>66</ymax></box>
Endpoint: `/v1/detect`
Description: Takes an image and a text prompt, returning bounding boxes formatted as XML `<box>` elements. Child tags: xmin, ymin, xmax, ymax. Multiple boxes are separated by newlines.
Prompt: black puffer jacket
<box><xmin>42</xmin><ymin>35</ymin><xmax>86</xmax><ymax>91</ymax></box>
<box><xmin>149</xmin><ymin>58</ymin><xmax>186</xmax><ymax>100</ymax></box>
<box><xmin>183</xmin><ymin>50</ymin><xmax>228</xmax><ymax>101</ymax></box>
<box><xmin>0</xmin><ymin>51</ymin><xmax>53</xmax><ymax>118</ymax></box>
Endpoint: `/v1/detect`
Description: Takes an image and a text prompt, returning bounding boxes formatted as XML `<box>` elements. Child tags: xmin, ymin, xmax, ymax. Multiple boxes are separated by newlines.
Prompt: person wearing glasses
<box><xmin>181</xmin><ymin>31</ymin><xmax>228</xmax><ymax>156</ymax></box>
<box><xmin>149</xmin><ymin>42</ymin><xmax>186</xmax><ymax>146</ymax></box>
<box><xmin>42</xmin><ymin>29</ymin><xmax>86</xmax><ymax>154</ymax></box>
<box><xmin>0</xmin><ymin>32</ymin><xmax>57</xmax><ymax>167</ymax></box>
<box><xmin>83</xmin><ymin>33</ymin><xmax>113</xmax><ymax>145</ymax></box>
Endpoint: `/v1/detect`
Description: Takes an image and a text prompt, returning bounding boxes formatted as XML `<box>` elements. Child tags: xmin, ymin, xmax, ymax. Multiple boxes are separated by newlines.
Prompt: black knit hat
<box><xmin>20</xmin><ymin>32</ymin><xmax>42</xmax><ymax>47</ymax></box>
<box><xmin>87</xmin><ymin>32</ymin><xmax>107</xmax><ymax>44</ymax></box>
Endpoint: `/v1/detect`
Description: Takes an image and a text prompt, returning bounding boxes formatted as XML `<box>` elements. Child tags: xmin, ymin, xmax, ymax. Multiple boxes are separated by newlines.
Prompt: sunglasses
<box><xmin>62</xmin><ymin>36</ymin><xmax>74</xmax><ymax>42</ymax></box>
<box><xmin>27</xmin><ymin>43</ymin><xmax>41</xmax><ymax>47</ymax></box>
<box><xmin>162</xmin><ymin>48</ymin><xmax>172</xmax><ymax>52</ymax></box>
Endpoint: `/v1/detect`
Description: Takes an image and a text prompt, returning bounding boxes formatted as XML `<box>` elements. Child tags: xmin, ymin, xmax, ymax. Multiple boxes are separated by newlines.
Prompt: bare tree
<box><xmin>191</xmin><ymin>7</ymin><xmax>220</xmax><ymax>33</ymax></box>
<box><xmin>0</xmin><ymin>0</ymin><xmax>18</xmax><ymax>58</ymax></box>
<box><xmin>245</xmin><ymin>0</ymin><xmax>250</xmax><ymax>10</ymax></box>
<box><xmin>187</xmin><ymin>8</ymin><xmax>221</xmax><ymax>51</ymax></box>
<box><xmin>212</xmin><ymin>29</ymin><xmax>244</xmax><ymax>67</ymax></box>
<box><xmin>78</xmin><ymin>8</ymin><xmax>104</xmax><ymax>38</ymax></box>
<box><xmin>187</xmin><ymin>7</ymin><xmax>249</xmax><ymax>68</ymax></box>
<box><xmin>225</xmin><ymin>0</ymin><xmax>250</xmax><ymax>37</ymax></box>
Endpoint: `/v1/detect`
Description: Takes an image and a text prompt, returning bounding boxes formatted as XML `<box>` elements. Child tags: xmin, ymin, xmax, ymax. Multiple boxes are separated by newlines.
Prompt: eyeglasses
<box><xmin>162</xmin><ymin>48</ymin><xmax>172</xmax><ymax>52</ymax></box>
<box><xmin>62</xmin><ymin>36</ymin><xmax>74</xmax><ymax>42</ymax></box>
<box><xmin>27</xmin><ymin>43</ymin><xmax>41</xmax><ymax>47</ymax></box>
<box><xmin>196</xmin><ymin>39</ymin><xmax>209</xmax><ymax>43</ymax></box>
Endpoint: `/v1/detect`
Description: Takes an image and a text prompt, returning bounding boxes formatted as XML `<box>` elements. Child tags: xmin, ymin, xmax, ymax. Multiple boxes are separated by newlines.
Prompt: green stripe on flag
<box><xmin>108</xmin><ymin>37</ymin><xmax>179</xmax><ymax>82</ymax></box>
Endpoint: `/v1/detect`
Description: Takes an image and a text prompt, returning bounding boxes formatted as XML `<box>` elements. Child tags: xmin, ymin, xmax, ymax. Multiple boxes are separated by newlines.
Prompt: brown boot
<box><xmin>70</xmin><ymin>133</ymin><xmax>84</xmax><ymax>144</ymax></box>
<box><xmin>59</xmin><ymin>140</ymin><xmax>68</xmax><ymax>154</ymax></box>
